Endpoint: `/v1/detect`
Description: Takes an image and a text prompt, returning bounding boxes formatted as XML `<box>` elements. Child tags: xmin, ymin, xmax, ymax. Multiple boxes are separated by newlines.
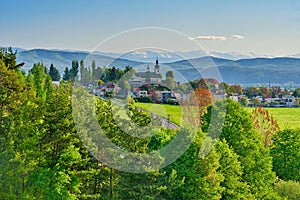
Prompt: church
<box><xmin>129</xmin><ymin>58</ymin><xmax>163</xmax><ymax>88</ymax></box>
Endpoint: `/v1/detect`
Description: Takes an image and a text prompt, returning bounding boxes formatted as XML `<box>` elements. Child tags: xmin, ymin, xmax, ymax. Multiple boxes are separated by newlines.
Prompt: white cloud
<box><xmin>189</xmin><ymin>35</ymin><xmax>227</xmax><ymax>41</ymax></box>
<box><xmin>232</xmin><ymin>34</ymin><xmax>245</xmax><ymax>39</ymax></box>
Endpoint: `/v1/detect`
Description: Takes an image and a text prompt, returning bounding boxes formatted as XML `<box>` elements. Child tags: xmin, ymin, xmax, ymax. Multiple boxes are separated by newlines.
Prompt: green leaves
<box><xmin>271</xmin><ymin>129</ymin><xmax>300</xmax><ymax>182</ymax></box>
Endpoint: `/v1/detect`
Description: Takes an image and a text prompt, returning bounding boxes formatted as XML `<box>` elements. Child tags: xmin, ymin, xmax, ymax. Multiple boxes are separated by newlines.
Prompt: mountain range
<box><xmin>13</xmin><ymin>48</ymin><xmax>300</xmax><ymax>85</ymax></box>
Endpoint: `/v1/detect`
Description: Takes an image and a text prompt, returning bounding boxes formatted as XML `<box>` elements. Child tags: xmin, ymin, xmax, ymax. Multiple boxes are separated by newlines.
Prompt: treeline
<box><xmin>0</xmin><ymin>48</ymin><xmax>300</xmax><ymax>199</ymax></box>
<box><xmin>48</xmin><ymin>59</ymin><xmax>134</xmax><ymax>86</ymax></box>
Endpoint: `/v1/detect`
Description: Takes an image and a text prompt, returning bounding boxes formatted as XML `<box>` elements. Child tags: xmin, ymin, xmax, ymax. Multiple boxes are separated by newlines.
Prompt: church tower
<box><xmin>154</xmin><ymin>58</ymin><xmax>160</xmax><ymax>74</ymax></box>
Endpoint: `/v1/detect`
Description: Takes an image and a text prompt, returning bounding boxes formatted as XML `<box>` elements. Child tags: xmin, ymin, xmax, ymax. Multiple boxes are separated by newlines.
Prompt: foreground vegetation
<box><xmin>1</xmin><ymin>48</ymin><xmax>300</xmax><ymax>199</ymax></box>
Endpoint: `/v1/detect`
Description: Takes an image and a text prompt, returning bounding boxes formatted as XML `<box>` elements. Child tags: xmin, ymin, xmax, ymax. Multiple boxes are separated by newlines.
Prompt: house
<box><xmin>282</xmin><ymin>95</ymin><xmax>296</xmax><ymax>107</ymax></box>
<box><xmin>93</xmin><ymin>82</ymin><xmax>116</xmax><ymax>96</ymax></box>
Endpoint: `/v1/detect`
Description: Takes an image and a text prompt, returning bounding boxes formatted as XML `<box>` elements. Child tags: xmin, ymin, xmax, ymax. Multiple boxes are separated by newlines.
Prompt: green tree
<box><xmin>259</xmin><ymin>86</ymin><xmax>270</xmax><ymax>98</ymax></box>
<box><xmin>63</xmin><ymin>67</ymin><xmax>70</xmax><ymax>81</ymax></box>
<box><xmin>70</xmin><ymin>60</ymin><xmax>79</xmax><ymax>81</ymax></box>
<box><xmin>215</xmin><ymin>139</ymin><xmax>254</xmax><ymax>199</ymax></box>
<box><xmin>244</xmin><ymin>87</ymin><xmax>259</xmax><ymax>98</ymax></box>
<box><xmin>238</xmin><ymin>96</ymin><xmax>249</xmax><ymax>106</ymax></box>
<box><xmin>251</xmin><ymin>97</ymin><xmax>261</xmax><ymax>106</ymax></box>
<box><xmin>293</xmin><ymin>88</ymin><xmax>300</xmax><ymax>98</ymax></box>
<box><xmin>0</xmin><ymin>47</ymin><xmax>24</xmax><ymax>70</ymax></box>
<box><xmin>29</xmin><ymin>63</ymin><xmax>49</xmax><ymax>99</ymax></box>
<box><xmin>202</xmin><ymin>99</ymin><xmax>279</xmax><ymax>199</ymax></box>
<box><xmin>219</xmin><ymin>82</ymin><xmax>230</xmax><ymax>94</ymax></box>
<box><xmin>49</xmin><ymin>63</ymin><xmax>61</xmax><ymax>81</ymax></box>
<box><xmin>271</xmin><ymin>129</ymin><xmax>300</xmax><ymax>182</ymax></box>
<box><xmin>229</xmin><ymin>84</ymin><xmax>242</xmax><ymax>95</ymax></box>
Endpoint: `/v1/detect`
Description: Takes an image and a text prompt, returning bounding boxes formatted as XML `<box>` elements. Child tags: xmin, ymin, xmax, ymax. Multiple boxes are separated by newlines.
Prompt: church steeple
<box><xmin>155</xmin><ymin>58</ymin><xmax>160</xmax><ymax>74</ymax></box>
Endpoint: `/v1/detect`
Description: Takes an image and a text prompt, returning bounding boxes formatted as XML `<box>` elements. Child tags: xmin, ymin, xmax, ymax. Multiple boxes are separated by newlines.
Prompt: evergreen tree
<box><xmin>70</xmin><ymin>60</ymin><xmax>79</xmax><ymax>81</ymax></box>
<box><xmin>63</xmin><ymin>67</ymin><xmax>70</xmax><ymax>81</ymax></box>
<box><xmin>49</xmin><ymin>63</ymin><xmax>61</xmax><ymax>81</ymax></box>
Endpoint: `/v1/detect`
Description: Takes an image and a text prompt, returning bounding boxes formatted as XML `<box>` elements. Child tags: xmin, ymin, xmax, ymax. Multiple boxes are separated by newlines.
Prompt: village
<box><xmin>91</xmin><ymin>59</ymin><xmax>300</xmax><ymax>107</ymax></box>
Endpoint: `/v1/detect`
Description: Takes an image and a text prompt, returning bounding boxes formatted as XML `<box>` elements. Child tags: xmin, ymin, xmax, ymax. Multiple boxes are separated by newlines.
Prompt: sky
<box><xmin>1</xmin><ymin>0</ymin><xmax>300</xmax><ymax>56</ymax></box>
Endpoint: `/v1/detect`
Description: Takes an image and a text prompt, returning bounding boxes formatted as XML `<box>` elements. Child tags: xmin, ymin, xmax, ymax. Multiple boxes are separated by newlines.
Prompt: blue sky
<box><xmin>1</xmin><ymin>0</ymin><xmax>300</xmax><ymax>55</ymax></box>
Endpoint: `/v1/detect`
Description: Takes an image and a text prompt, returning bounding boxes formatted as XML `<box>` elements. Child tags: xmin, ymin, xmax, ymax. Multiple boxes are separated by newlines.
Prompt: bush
<box><xmin>274</xmin><ymin>180</ymin><xmax>300</xmax><ymax>200</ymax></box>
<box><xmin>135</xmin><ymin>96</ymin><xmax>153</xmax><ymax>103</ymax></box>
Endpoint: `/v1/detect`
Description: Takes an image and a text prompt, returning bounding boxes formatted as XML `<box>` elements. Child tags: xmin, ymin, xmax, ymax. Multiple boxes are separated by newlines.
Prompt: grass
<box><xmin>135</xmin><ymin>102</ymin><xmax>182</xmax><ymax>125</ymax></box>
<box><xmin>245</xmin><ymin>107</ymin><xmax>300</xmax><ymax>130</ymax></box>
<box><xmin>135</xmin><ymin>102</ymin><xmax>300</xmax><ymax>130</ymax></box>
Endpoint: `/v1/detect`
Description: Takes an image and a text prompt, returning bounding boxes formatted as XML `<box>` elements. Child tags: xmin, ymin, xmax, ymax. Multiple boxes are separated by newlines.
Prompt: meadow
<box><xmin>135</xmin><ymin>102</ymin><xmax>182</xmax><ymax>125</ymax></box>
<box><xmin>245</xmin><ymin>107</ymin><xmax>300</xmax><ymax>129</ymax></box>
<box><xmin>135</xmin><ymin>102</ymin><xmax>300</xmax><ymax>129</ymax></box>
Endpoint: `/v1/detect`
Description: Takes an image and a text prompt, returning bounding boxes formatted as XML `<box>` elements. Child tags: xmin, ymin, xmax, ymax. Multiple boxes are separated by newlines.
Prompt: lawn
<box><xmin>135</xmin><ymin>102</ymin><xmax>182</xmax><ymax>125</ymax></box>
<box><xmin>245</xmin><ymin>107</ymin><xmax>300</xmax><ymax>130</ymax></box>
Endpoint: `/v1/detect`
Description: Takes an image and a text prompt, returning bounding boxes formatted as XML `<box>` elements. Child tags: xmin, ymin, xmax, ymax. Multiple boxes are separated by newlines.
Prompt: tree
<box><xmin>238</xmin><ymin>96</ymin><xmax>249</xmax><ymax>106</ymax></box>
<box><xmin>0</xmin><ymin>47</ymin><xmax>24</xmax><ymax>70</ymax></box>
<box><xmin>259</xmin><ymin>86</ymin><xmax>270</xmax><ymax>98</ymax></box>
<box><xmin>252</xmin><ymin>107</ymin><xmax>280</xmax><ymax>147</ymax></box>
<box><xmin>215</xmin><ymin>139</ymin><xmax>254</xmax><ymax>199</ymax></box>
<box><xmin>29</xmin><ymin>63</ymin><xmax>49</xmax><ymax>99</ymax></box>
<box><xmin>202</xmin><ymin>99</ymin><xmax>280</xmax><ymax>199</ymax></box>
<box><xmin>244</xmin><ymin>87</ymin><xmax>258</xmax><ymax>98</ymax></box>
<box><xmin>70</xmin><ymin>60</ymin><xmax>79</xmax><ymax>81</ymax></box>
<box><xmin>250</xmin><ymin>97</ymin><xmax>261</xmax><ymax>106</ymax></box>
<box><xmin>219</xmin><ymin>82</ymin><xmax>230</xmax><ymax>94</ymax></box>
<box><xmin>91</xmin><ymin>60</ymin><xmax>96</xmax><ymax>83</ymax></box>
<box><xmin>229</xmin><ymin>84</ymin><xmax>242</xmax><ymax>95</ymax></box>
<box><xmin>63</xmin><ymin>67</ymin><xmax>70</xmax><ymax>81</ymax></box>
<box><xmin>271</xmin><ymin>129</ymin><xmax>300</xmax><ymax>182</ymax></box>
<box><xmin>80</xmin><ymin>60</ymin><xmax>84</xmax><ymax>83</ymax></box>
<box><xmin>190</xmin><ymin>87</ymin><xmax>215</xmax><ymax>120</ymax></box>
<box><xmin>165</xmin><ymin>77</ymin><xmax>175</xmax><ymax>90</ymax></box>
<box><xmin>49</xmin><ymin>64</ymin><xmax>61</xmax><ymax>81</ymax></box>
<box><xmin>270</xmin><ymin>86</ymin><xmax>281</xmax><ymax>98</ymax></box>
<box><xmin>293</xmin><ymin>88</ymin><xmax>300</xmax><ymax>98</ymax></box>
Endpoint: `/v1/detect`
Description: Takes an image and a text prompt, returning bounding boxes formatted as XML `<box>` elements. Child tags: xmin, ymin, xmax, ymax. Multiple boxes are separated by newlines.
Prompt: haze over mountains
<box><xmin>11</xmin><ymin>48</ymin><xmax>300</xmax><ymax>85</ymax></box>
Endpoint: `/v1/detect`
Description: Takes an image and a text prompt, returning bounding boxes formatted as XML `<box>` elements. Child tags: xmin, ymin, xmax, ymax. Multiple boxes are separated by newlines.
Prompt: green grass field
<box><xmin>135</xmin><ymin>103</ymin><xmax>182</xmax><ymax>125</ymax></box>
<box><xmin>135</xmin><ymin>102</ymin><xmax>300</xmax><ymax>130</ymax></box>
<box><xmin>245</xmin><ymin>107</ymin><xmax>300</xmax><ymax>130</ymax></box>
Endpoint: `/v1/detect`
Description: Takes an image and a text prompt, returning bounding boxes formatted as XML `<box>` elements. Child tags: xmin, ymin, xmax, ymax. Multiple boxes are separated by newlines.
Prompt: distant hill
<box><xmin>15</xmin><ymin>48</ymin><xmax>300</xmax><ymax>84</ymax></box>
<box><xmin>17</xmin><ymin>49</ymin><xmax>145</xmax><ymax>74</ymax></box>
<box><xmin>165</xmin><ymin>56</ymin><xmax>300</xmax><ymax>84</ymax></box>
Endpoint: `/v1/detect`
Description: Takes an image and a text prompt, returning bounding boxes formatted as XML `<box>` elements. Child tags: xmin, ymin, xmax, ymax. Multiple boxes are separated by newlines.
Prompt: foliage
<box><xmin>49</xmin><ymin>63</ymin><xmax>61</xmax><ymax>81</ymax></box>
<box><xmin>229</xmin><ymin>84</ymin><xmax>242</xmax><ymax>95</ymax></box>
<box><xmin>252</xmin><ymin>107</ymin><xmax>280</xmax><ymax>147</ymax></box>
<box><xmin>238</xmin><ymin>96</ymin><xmax>249</xmax><ymax>106</ymax></box>
<box><xmin>271</xmin><ymin>129</ymin><xmax>300</xmax><ymax>182</ymax></box>
<box><xmin>274</xmin><ymin>180</ymin><xmax>300</xmax><ymax>200</ymax></box>
<box><xmin>293</xmin><ymin>88</ymin><xmax>300</xmax><ymax>97</ymax></box>
<box><xmin>250</xmin><ymin>96</ymin><xmax>261</xmax><ymax>106</ymax></box>
<box><xmin>202</xmin><ymin>99</ymin><xmax>280</xmax><ymax>199</ymax></box>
